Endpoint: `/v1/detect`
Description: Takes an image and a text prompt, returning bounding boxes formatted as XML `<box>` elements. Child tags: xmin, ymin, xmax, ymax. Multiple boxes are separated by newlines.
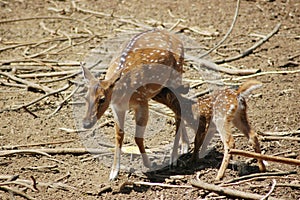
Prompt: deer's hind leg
<box><xmin>233</xmin><ymin>108</ymin><xmax>266</xmax><ymax>172</ymax></box>
<box><xmin>215</xmin><ymin>116</ymin><xmax>235</xmax><ymax>181</ymax></box>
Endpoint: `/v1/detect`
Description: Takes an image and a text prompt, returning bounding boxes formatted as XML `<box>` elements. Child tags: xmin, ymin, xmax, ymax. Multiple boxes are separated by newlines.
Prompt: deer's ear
<box><xmin>82</xmin><ymin>65</ymin><xmax>97</xmax><ymax>83</ymax></box>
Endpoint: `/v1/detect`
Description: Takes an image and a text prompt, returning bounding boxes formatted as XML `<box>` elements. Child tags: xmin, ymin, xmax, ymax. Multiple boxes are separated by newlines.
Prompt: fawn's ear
<box><xmin>82</xmin><ymin>65</ymin><xmax>97</xmax><ymax>83</ymax></box>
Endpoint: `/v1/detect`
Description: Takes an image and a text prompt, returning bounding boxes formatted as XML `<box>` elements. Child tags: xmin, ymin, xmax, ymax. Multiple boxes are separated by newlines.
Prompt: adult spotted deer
<box><xmin>155</xmin><ymin>80</ymin><xmax>266</xmax><ymax>180</ymax></box>
<box><xmin>82</xmin><ymin>29</ymin><xmax>189</xmax><ymax>180</ymax></box>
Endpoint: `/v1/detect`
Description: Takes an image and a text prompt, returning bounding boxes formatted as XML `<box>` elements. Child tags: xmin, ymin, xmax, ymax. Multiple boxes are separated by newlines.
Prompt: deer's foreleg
<box><xmin>134</xmin><ymin>101</ymin><xmax>151</xmax><ymax>168</ymax></box>
<box><xmin>109</xmin><ymin>108</ymin><xmax>125</xmax><ymax>181</ymax></box>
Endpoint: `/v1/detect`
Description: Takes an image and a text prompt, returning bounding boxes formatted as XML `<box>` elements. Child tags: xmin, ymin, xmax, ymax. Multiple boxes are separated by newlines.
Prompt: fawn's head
<box><xmin>81</xmin><ymin>66</ymin><xmax>118</xmax><ymax>129</ymax></box>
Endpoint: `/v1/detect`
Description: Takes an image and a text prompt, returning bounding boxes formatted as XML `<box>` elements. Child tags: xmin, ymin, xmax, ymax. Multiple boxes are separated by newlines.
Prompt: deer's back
<box><xmin>106</xmin><ymin>29</ymin><xmax>184</xmax><ymax>80</ymax></box>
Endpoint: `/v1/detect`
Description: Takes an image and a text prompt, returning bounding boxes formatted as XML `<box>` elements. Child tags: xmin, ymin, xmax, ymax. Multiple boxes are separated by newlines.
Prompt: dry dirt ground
<box><xmin>0</xmin><ymin>0</ymin><xmax>299</xmax><ymax>199</ymax></box>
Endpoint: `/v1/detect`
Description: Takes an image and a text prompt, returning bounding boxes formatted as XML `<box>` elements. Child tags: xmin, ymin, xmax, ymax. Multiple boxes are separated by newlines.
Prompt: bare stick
<box><xmin>0</xmin><ymin>16</ymin><xmax>89</xmax><ymax>26</ymax></box>
<box><xmin>214</xmin><ymin>23</ymin><xmax>281</xmax><ymax>64</ymax></box>
<box><xmin>199</xmin><ymin>0</ymin><xmax>240</xmax><ymax>58</ymax></box>
<box><xmin>259</xmin><ymin>130</ymin><xmax>300</xmax><ymax>136</ymax></box>
<box><xmin>0</xmin><ymin>186</ymin><xmax>36</xmax><ymax>200</ymax></box>
<box><xmin>186</xmin><ymin>55</ymin><xmax>260</xmax><ymax>75</ymax></box>
<box><xmin>0</xmin><ymin>81</ymin><xmax>27</xmax><ymax>88</ymax></box>
<box><xmin>229</xmin><ymin>149</ymin><xmax>300</xmax><ymax>166</ymax></box>
<box><xmin>231</xmin><ymin>69</ymin><xmax>300</xmax><ymax>81</ymax></box>
<box><xmin>48</xmin><ymin>84</ymin><xmax>80</xmax><ymax>117</ymax></box>
<box><xmin>0</xmin><ymin>149</ymin><xmax>51</xmax><ymax>157</ymax></box>
<box><xmin>221</xmin><ymin>176</ymin><xmax>295</xmax><ymax>187</ymax></box>
<box><xmin>71</xmin><ymin>1</ymin><xmax>112</xmax><ymax>17</ymax></box>
<box><xmin>16</xmin><ymin>70</ymin><xmax>84</xmax><ymax>78</ymax></box>
<box><xmin>261</xmin><ymin>179</ymin><xmax>276</xmax><ymax>200</ymax></box>
<box><xmin>190</xmin><ymin>179</ymin><xmax>280</xmax><ymax>200</ymax></box>
<box><xmin>0</xmin><ymin>82</ymin><xmax>72</xmax><ymax>113</ymax></box>
<box><xmin>0</xmin><ymin>35</ymin><xmax>92</xmax><ymax>54</ymax></box>
<box><xmin>276</xmin><ymin>183</ymin><xmax>300</xmax><ymax>189</ymax></box>
<box><xmin>123</xmin><ymin>181</ymin><xmax>192</xmax><ymax>189</ymax></box>
<box><xmin>261</xmin><ymin>136</ymin><xmax>300</xmax><ymax>141</ymax></box>
<box><xmin>24</xmin><ymin>44</ymin><xmax>58</xmax><ymax>59</ymax></box>
<box><xmin>39</xmin><ymin>59</ymin><xmax>102</xmax><ymax>84</ymax></box>
<box><xmin>22</xmin><ymin>164</ymin><xmax>58</xmax><ymax>171</ymax></box>
<box><xmin>0</xmin><ymin>148</ymin><xmax>107</xmax><ymax>156</ymax></box>
<box><xmin>0</xmin><ymin>181</ymin><xmax>37</xmax><ymax>191</ymax></box>
<box><xmin>1</xmin><ymin>139</ymin><xmax>75</xmax><ymax>150</ymax></box>
<box><xmin>190</xmin><ymin>69</ymin><xmax>300</xmax><ymax>89</ymax></box>
<box><xmin>223</xmin><ymin>171</ymin><xmax>296</xmax><ymax>184</ymax></box>
<box><xmin>0</xmin><ymin>71</ymin><xmax>54</xmax><ymax>93</ymax></box>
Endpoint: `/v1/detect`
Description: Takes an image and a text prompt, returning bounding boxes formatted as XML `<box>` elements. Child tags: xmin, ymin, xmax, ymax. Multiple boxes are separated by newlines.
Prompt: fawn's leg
<box><xmin>134</xmin><ymin>101</ymin><xmax>151</xmax><ymax>168</ymax></box>
<box><xmin>215</xmin><ymin>118</ymin><xmax>235</xmax><ymax>181</ymax></box>
<box><xmin>109</xmin><ymin>109</ymin><xmax>126</xmax><ymax>181</ymax></box>
<box><xmin>233</xmin><ymin>110</ymin><xmax>266</xmax><ymax>172</ymax></box>
<box><xmin>191</xmin><ymin>116</ymin><xmax>208</xmax><ymax>161</ymax></box>
<box><xmin>198</xmin><ymin>123</ymin><xmax>216</xmax><ymax>159</ymax></box>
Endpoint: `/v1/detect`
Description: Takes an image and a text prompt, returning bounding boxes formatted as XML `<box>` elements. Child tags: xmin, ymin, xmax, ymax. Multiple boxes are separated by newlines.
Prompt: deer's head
<box><xmin>81</xmin><ymin>66</ymin><xmax>116</xmax><ymax>129</ymax></box>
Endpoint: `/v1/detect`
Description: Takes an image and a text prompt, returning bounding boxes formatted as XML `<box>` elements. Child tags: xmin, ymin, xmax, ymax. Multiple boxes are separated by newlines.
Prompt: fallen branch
<box><xmin>190</xmin><ymin>179</ymin><xmax>279</xmax><ymax>200</ymax></box>
<box><xmin>0</xmin><ymin>149</ymin><xmax>51</xmax><ymax>157</ymax></box>
<box><xmin>0</xmin><ymin>16</ymin><xmax>89</xmax><ymax>26</ymax></box>
<box><xmin>16</xmin><ymin>70</ymin><xmax>85</xmax><ymax>78</ymax></box>
<box><xmin>229</xmin><ymin>149</ymin><xmax>300</xmax><ymax>166</ymax></box>
<box><xmin>24</xmin><ymin>44</ymin><xmax>58</xmax><ymax>59</ymax></box>
<box><xmin>48</xmin><ymin>84</ymin><xmax>80</xmax><ymax>117</ymax></box>
<box><xmin>39</xmin><ymin>59</ymin><xmax>102</xmax><ymax>83</ymax></box>
<box><xmin>0</xmin><ymin>148</ymin><xmax>107</xmax><ymax>156</ymax></box>
<box><xmin>1</xmin><ymin>140</ymin><xmax>75</xmax><ymax>150</ymax></box>
<box><xmin>222</xmin><ymin>171</ymin><xmax>297</xmax><ymax>184</ymax></box>
<box><xmin>231</xmin><ymin>69</ymin><xmax>300</xmax><ymax>81</ymax></box>
<box><xmin>0</xmin><ymin>71</ymin><xmax>54</xmax><ymax>93</ymax></box>
<box><xmin>214</xmin><ymin>23</ymin><xmax>281</xmax><ymax>64</ymax></box>
<box><xmin>221</xmin><ymin>176</ymin><xmax>294</xmax><ymax>187</ymax></box>
<box><xmin>116</xmin><ymin>180</ymin><xmax>192</xmax><ymax>193</ymax></box>
<box><xmin>130</xmin><ymin>181</ymin><xmax>192</xmax><ymax>188</ymax></box>
<box><xmin>261</xmin><ymin>136</ymin><xmax>300</xmax><ymax>142</ymax></box>
<box><xmin>261</xmin><ymin>179</ymin><xmax>276</xmax><ymax>200</ymax></box>
<box><xmin>199</xmin><ymin>0</ymin><xmax>240</xmax><ymax>58</ymax></box>
<box><xmin>186</xmin><ymin>55</ymin><xmax>260</xmax><ymax>75</ymax></box>
<box><xmin>259</xmin><ymin>130</ymin><xmax>300</xmax><ymax>136</ymax></box>
<box><xmin>276</xmin><ymin>183</ymin><xmax>300</xmax><ymax>189</ymax></box>
<box><xmin>0</xmin><ymin>186</ymin><xmax>36</xmax><ymax>200</ymax></box>
<box><xmin>0</xmin><ymin>82</ymin><xmax>72</xmax><ymax>113</ymax></box>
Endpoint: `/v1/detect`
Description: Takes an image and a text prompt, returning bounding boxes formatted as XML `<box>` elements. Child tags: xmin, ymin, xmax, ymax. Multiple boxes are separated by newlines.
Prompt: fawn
<box><xmin>154</xmin><ymin>80</ymin><xmax>266</xmax><ymax>180</ymax></box>
<box><xmin>82</xmin><ymin>29</ymin><xmax>189</xmax><ymax>180</ymax></box>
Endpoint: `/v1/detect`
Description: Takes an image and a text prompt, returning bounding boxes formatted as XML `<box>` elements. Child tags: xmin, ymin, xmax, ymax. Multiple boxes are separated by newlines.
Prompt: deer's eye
<box><xmin>99</xmin><ymin>97</ymin><xmax>105</xmax><ymax>104</ymax></box>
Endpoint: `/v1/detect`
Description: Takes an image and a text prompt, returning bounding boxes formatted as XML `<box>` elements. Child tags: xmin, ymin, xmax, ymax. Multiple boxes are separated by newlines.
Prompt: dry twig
<box><xmin>199</xmin><ymin>0</ymin><xmax>240</xmax><ymax>58</ymax></box>
<box><xmin>261</xmin><ymin>136</ymin><xmax>300</xmax><ymax>142</ymax></box>
<box><xmin>214</xmin><ymin>23</ymin><xmax>281</xmax><ymax>64</ymax></box>
<box><xmin>186</xmin><ymin>55</ymin><xmax>260</xmax><ymax>75</ymax></box>
<box><xmin>0</xmin><ymin>148</ymin><xmax>107</xmax><ymax>156</ymax></box>
<box><xmin>222</xmin><ymin>171</ymin><xmax>297</xmax><ymax>184</ymax></box>
<box><xmin>0</xmin><ymin>71</ymin><xmax>54</xmax><ymax>93</ymax></box>
<box><xmin>261</xmin><ymin>179</ymin><xmax>276</xmax><ymax>200</ymax></box>
<box><xmin>0</xmin><ymin>149</ymin><xmax>51</xmax><ymax>157</ymax></box>
<box><xmin>0</xmin><ymin>186</ymin><xmax>36</xmax><ymax>200</ymax></box>
<box><xmin>191</xmin><ymin>179</ymin><xmax>279</xmax><ymax>200</ymax></box>
<box><xmin>0</xmin><ymin>82</ymin><xmax>72</xmax><ymax>113</ymax></box>
<box><xmin>229</xmin><ymin>149</ymin><xmax>300</xmax><ymax>166</ymax></box>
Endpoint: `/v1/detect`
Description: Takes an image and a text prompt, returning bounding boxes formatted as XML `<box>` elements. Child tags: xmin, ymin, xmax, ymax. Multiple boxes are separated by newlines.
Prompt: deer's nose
<box><xmin>82</xmin><ymin>118</ymin><xmax>96</xmax><ymax>129</ymax></box>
